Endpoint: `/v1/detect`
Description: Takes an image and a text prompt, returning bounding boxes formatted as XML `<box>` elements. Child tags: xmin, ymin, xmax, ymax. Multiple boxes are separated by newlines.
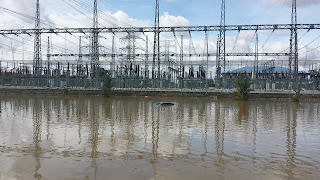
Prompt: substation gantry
<box><xmin>0</xmin><ymin>0</ymin><xmax>317</xmax><ymax>82</ymax></box>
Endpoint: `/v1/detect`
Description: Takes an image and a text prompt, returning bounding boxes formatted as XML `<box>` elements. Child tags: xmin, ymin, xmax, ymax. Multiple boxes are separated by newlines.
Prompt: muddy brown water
<box><xmin>0</xmin><ymin>95</ymin><xmax>319</xmax><ymax>180</ymax></box>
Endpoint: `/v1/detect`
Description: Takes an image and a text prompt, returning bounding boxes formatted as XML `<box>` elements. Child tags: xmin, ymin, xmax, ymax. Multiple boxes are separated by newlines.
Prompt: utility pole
<box><xmin>91</xmin><ymin>0</ymin><xmax>99</xmax><ymax>77</ymax></box>
<box><xmin>152</xmin><ymin>0</ymin><xmax>160</xmax><ymax>79</ymax></box>
<box><xmin>33</xmin><ymin>0</ymin><xmax>42</xmax><ymax>76</ymax></box>
<box><xmin>289</xmin><ymin>0</ymin><xmax>298</xmax><ymax>81</ymax></box>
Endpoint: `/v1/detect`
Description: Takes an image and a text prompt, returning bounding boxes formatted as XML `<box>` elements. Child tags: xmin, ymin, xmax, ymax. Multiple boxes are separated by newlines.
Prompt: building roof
<box><xmin>227</xmin><ymin>66</ymin><xmax>290</xmax><ymax>73</ymax></box>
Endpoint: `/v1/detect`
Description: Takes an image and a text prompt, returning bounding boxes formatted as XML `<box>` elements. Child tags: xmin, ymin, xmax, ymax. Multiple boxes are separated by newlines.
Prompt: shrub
<box><xmin>291</xmin><ymin>89</ymin><xmax>302</xmax><ymax>102</ymax></box>
<box><xmin>102</xmin><ymin>73</ymin><xmax>112</xmax><ymax>98</ymax></box>
<box><xmin>233</xmin><ymin>75</ymin><xmax>254</xmax><ymax>101</ymax></box>
<box><xmin>63</xmin><ymin>88</ymin><xmax>69</xmax><ymax>97</ymax></box>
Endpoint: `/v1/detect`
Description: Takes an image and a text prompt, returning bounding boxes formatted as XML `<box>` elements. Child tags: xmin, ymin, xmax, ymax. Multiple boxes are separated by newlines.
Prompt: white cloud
<box><xmin>0</xmin><ymin>0</ymin><xmax>35</xmax><ymax>29</ymax></box>
<box><xmin>111</xmin><ymin>10</ymin><xmax>150</xmax><ymax>27</ymax></box>
<box><xmin>160</xmin><ymin>12</ymin><xmax>190</xmax><ymax>27</ymax></box>
<box><xmin>263</xmin><ymin>0</ymin><xmax>320</xmax><ymax>7</ymax></box>
<box><xmin>159</xmin><ymin>12</ymin><xmax>191</xmax><ymax>39</ymax></box>
<box><xmin>226</xmin><ymin>31</ymin><xmax>257</xmax><ymax>53</ymax></box>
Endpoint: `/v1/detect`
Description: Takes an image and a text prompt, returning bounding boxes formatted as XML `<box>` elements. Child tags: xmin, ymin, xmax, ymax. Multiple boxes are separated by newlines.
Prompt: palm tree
<box><xmin>233</xmin><ymin>75</ymin><xmax>254</xmax><ymax>100</ymax></box>
<box><xmin>102</xmin><ymin>72</ymin><xmax>112</xmax><ymax>98</ymax></box>
<box><xmin>291</xmin><ymin>89</ymin><xmax>302</xmax><ymax>102</ymax></box>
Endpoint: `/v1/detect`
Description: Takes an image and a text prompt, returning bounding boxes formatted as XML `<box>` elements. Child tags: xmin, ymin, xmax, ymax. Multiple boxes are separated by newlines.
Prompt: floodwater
<box><xmin>0</xmin><ymin>95</ymin><xmax>319</xmax><ymax>180</ymax></box>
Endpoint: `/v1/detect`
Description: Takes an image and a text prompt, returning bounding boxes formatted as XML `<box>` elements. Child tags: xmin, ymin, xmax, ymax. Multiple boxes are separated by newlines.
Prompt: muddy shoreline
<box><xmin>1</xmin><ymin>86</ymin><xmax>320</xmax><ymax>101</ymax></box>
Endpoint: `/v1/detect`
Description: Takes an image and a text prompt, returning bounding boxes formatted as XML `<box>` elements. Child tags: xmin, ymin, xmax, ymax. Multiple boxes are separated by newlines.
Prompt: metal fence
<box><xmin>112</xmin><ymin>78</ymin><xmax>209</xmax><ymax>89</ymax></box>
<box><xmin>0</xmin><ymin>75</ymin><xmax>319</xmax><ymax>91</ymax></box>
<box><xmin>0</xmin><ymin>76</ymin><xmax>102</xmax><ymax>88</ymax></box>
<box><xmin>222</xmin><ymin>79</ymin><xmax>320</xmax><ymax>91</ymax></box>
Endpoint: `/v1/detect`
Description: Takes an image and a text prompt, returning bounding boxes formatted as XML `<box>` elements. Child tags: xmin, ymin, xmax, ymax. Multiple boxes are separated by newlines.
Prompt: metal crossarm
<box><xmin>1</xmin><ymin>24</ymin><xmax>319</xmax><ymax>35</ymax></box>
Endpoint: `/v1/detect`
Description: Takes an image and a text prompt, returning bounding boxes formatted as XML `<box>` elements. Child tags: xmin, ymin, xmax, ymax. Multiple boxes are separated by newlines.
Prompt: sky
<box><xmin>0</xmin><ymin>0</ymin><xmax>320</xmax><ymax>72</ymax></box>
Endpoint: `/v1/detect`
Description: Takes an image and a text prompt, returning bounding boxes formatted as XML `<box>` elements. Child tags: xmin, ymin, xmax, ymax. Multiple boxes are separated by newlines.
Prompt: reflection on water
<box><xmin>0</xmin><ymin>95</ymin><xmax>320</xmax><ymax>180</ymax></box>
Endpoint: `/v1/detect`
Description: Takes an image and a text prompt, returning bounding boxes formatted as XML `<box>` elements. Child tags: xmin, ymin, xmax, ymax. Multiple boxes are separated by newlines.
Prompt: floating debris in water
<box><xmin>154</xmin><ymin>102</ymin><xmax>175</xmax><ymax>106</ymax></box>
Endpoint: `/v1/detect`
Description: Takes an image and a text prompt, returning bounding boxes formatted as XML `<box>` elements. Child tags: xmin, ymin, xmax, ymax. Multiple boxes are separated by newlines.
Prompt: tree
<box><xmin>63</xmin><ymin>87</ymin><xmax>69</xmax><ymax>97</ymax></box>
<box><xmin>102</xmin><ymin>72</ymin><xmax>112</xmax><ymax>98</ymax></box>
<box><xmin>291</xmin><ymin>89</ymin><xmax>302</xmax><ymax>102</ymax></box>
<box><xmin>233</xmin><ymin>75</ymin><xmax>254</xmax><ymax>101</ymax></box>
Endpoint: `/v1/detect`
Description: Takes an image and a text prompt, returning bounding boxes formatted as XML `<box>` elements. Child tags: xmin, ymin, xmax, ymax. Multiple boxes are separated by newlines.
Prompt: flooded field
<box><xmin>0</xmin><ymin>95</ymin><xmax>319</xmax><ymax>180</ymax></box>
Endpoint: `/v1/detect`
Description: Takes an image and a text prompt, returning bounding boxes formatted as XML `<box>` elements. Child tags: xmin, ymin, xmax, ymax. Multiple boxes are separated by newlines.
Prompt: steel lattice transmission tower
<box><xmin>91</xmin><ymin>0</ymin><xmax>99</xmax><ymax>77</ymax></box>
<box><xmin>216</xmin><ymin>0</ymin><xmax>225</xmax><ymax>83</ymax></box>
<box><xmin>152</xmin><ymin>0</ymin><xmax>160</xmax><ymax>79</ymax></box>
<box><xmin>33</xmin><ymin>0</ymin><xmax>42</xmax><ymax>76</ymax></box>
<box><xmin>289</xmin><ymin>0</ymin><xmax>298</xmax><ymax>80</ymax></box>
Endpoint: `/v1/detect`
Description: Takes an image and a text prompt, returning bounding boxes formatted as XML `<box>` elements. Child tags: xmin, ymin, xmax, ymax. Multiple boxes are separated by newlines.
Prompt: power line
<box><xmin>258</xmin><ymin>31</ymin><xmax>274</xmax><ymax>51</ymax></box>
<box><xmin>300</xmin><ymin>45</ymin><xmax>320</xmax><ymax>55</ymax></box>
<box><xmin>231</xmin><ymin>32</ymin><xmax>240</xmax><ymax>53</ymax></box>
<box><xmin>298</xmin><ymin>33</ymin><xmax>320</xmax><ymax>51</ymax></box>
<box><xmin>243</xmin><ymin>32</ymin><xmax>256</xmax><ymax>53</ymax></box>
<box><xmin>0</xmin><ymin>42</ymin><xmax>33</xmax><ymax>54</ymax></box>
<box><xmin>0</xmin><ymin>6</ymin><xmax>55</xmax><ymax>28</ymax></box>
<box><xmin>0</xmin><ymin>5</ymin><xmax>86</xmax><ymax>50</ymax></box>
<box><xmin>280</xmin><ymin>30</ymin><xmax>310</xmax><ymax>53</ymax></box>
<box><xmin>65</xmin><ymin>0</ymin><xmax>150</xmax><ymax>52</ymax></box>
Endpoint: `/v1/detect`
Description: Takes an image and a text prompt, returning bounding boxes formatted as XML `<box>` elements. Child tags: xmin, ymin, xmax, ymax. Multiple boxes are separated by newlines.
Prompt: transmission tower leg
<box><xmin>112</xmin><ymin>35</ymin><xmax>115</xmax><ymax>78</ymax></box>
<box><xmin>180</xmin><ymin>35</ymin><xmax>184</xmax><ymax>79</ymax></box>
<box><xmin>91</xmin><ymin>0</ymin><xmax>99</xmax><ymax>82</ymax></box>
<box><xmin>205</xmin><ymin>31</ymin><xmax>209</xmax><ymax>93</ymax></box>
<box><xmin>153</xmin><ymin>0</ymin><xmax>160</xmax><ymax>89</ymax></box>
<box><xmin>219</xmin><ymin>0</ymin><xmax>226</xmax><ymax>87</ymax></box>
<box><xmin>47</xmin><ymin>36</ymin><xmax>51</xmax><ymax>77</ymax></box>
<box><xmin>33</xmin><ymin>0</ymin><xmax>42</xmax><ymax>77</ymax></box>
<box><xmin>289</xmin><ymin>0</ymin><xmax>298</xmax><ymax>85</ymax></box>
<box><xmin>216</xmin><ymin>35</ymin><xmax>221</xmax><ymax>88</ymax></box>
<box><xmin>145</xmin><ymin>35</ymin><xmax>149</xmax><ymax>79</ymax></box>
<box><xmin>78</xmin><ymin>36</ymin><xmax>82</xmax><ymax>77</ymax></box>
<box><xmin>255</xmin><ymin>32</ymin><xmax>259</xmax><ymax>79</ymax></box>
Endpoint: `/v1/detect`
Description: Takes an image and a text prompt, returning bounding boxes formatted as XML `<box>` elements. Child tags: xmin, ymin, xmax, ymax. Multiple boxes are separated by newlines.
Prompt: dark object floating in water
<box><xmin>154</xmin><ymin>102</ymin><xmax>175</xmax><ymax>106</ymax></box>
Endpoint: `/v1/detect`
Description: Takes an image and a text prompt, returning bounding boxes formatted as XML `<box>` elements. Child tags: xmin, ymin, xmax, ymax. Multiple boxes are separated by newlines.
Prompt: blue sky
<box><xmin>34</xmin><ymin>0</ymin><xmax>320</xmax><ymax>27</ymax></box>
<box><xmin>85</xmin><ymin>0</ymin><xmax>320</xmax><ymax>25</ymax></box>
